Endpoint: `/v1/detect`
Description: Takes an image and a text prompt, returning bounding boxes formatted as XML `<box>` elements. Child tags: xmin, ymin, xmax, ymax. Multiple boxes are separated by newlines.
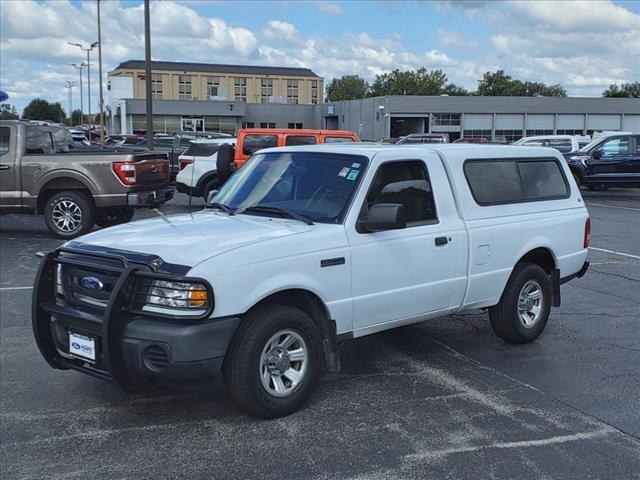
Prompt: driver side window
<box><xmin>362</xmin><ymin>160</ymin><xmax>438</xmax><ymax>225</ymax></box>
<box><xmin>600</xmin><ymin>137</ymin><xmax>629</xmax><ymax>156</ymax></box>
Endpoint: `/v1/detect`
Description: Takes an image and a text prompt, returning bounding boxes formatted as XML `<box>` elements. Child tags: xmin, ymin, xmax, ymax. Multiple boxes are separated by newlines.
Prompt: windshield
<box><xmin>579</xmin><ymin>137</ymin><xmax>604</xmax><ymax>153</ymax></box>
<box><xmin>213</xmin><ymin>151</ymin><xmax>368</xmax><ymax>224</ymax></box>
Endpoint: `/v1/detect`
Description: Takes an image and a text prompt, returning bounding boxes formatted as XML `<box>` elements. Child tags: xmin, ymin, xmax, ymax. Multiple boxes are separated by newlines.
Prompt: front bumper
<box><xmin>127</xmin><ymin>188</ymin><xmax>174</xmax><ymax>207</ymax></box>
<box><xmin>32</xmin><ymin>249</ymin><xmax>240</xmax><ymax>391</ymax></box>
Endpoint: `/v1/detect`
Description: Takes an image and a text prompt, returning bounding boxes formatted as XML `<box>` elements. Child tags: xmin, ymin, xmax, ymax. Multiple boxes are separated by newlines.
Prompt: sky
<box><xmin>1</xmin><ymin>0</ymin><xmax>639</xmax><ymax>115</ymax></box>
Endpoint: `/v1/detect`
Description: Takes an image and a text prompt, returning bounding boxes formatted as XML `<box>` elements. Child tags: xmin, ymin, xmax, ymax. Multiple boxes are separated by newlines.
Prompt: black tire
<box><xmin>216</xmin><ymin>143</ymin><xmax>235</xmax><ymax>185</ymax></box>
<box><xmin>223</xmin><ymin>305</ymin><xmax>322</xmax><ymax>418</ymax></box>
<box><xmin>201</xmin><ymin>176</ymin><xmax>219</xmax><ymax>202</ymax></box>
<box><xmin>489</xmin><ymin>263</ymin><xmax>552</xmax><ymax>344</ymax></box>
<box><xmin>95</xmin><ymin>207</ymin><xmax>135</xmax><ymax>228</ymax></box>
<box><xmin>43</xmin><ymin>191</ymin><xmax>95</xmax><ymax>239</ymax></box>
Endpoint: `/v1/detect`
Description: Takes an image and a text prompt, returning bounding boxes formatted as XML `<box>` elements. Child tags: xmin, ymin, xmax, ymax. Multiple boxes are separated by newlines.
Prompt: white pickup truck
<box><xmin>33</xmin><ymin>143</ymin><xmax>590</xmax><ymax>417</ymax></box>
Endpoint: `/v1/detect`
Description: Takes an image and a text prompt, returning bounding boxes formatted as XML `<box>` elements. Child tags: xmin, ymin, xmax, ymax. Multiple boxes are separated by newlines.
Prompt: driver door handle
<box><xmin>435</xmin><ymin>236</ymin><xmax>449</xmax><ymax>246</ymax></box>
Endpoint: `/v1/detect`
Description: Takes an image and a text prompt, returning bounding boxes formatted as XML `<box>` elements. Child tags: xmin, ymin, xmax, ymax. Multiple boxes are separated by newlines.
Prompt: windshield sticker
<box><xmin>338</xmin><ymin>167</ymin><xmax>350</xmax><ymax>177</ymax></box>
<box><xmin>351</xmin><ymin>162</ymin><xmax>361</xmax><ymax>169</ymax></box>
<box><xmin>346</xmin><ymin>170</ymin><xmax>359</xmax><ymax>181</ymax></box>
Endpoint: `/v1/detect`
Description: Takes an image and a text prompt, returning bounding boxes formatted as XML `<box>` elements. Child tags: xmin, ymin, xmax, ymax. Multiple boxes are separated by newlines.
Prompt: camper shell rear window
<box><xmin>463</xmin><ymin>157</ymin><xmax>570</xmax><ymax>206</ymax></box>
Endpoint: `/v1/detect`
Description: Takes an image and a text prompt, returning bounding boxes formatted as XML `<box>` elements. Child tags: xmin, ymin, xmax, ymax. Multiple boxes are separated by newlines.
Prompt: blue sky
<box><xmin>1</xmin><ymin>0</ymin><xmax>639</xmax><ymax>115</ymax></box>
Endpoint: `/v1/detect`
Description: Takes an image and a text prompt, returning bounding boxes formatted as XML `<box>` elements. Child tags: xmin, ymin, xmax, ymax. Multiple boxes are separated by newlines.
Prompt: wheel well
<box><xmin>516</xmin><ymin>247</ymin><xmax>556</xmax><ymax>275</ymax></box>
<box><xmin>37</xmin><ymin>178</ymin><xmax>94</xmax><ymax>213</ymax></box>
<box><xmin>197</xmin><ymin>171</ymin><xmax>219</xmax><ymax>191</ymax></box>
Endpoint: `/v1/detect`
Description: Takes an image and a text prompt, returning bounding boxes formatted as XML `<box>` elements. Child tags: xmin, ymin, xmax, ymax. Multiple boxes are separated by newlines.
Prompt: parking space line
<box><xmin>0</xmin><ymin>286</ymin><xmax>33</xmax><ymax>291</ymax></box>
<box><xmin>590</xmin><ymin>247</ymin><xmax>640</xmax><ymax>260</ymax></box>
<box><xmin>586</xmin><ymin>202</ymin><xmax>640</xmax><ymax>212</ymax></box>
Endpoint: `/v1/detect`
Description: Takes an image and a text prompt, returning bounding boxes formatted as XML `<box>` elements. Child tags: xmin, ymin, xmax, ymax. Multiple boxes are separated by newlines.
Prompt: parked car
<box><xmin>396</xmin><ymin>133</ymin><xmax>449</xmax><ymax>144</ymax></box>
<box><xmin>32</xmin><ymin>142</ymin><xmax>589</xmax><ymax>417</ymax></box>
<box><xmin>514</xmin><ymin>135</ymin><xmax>583</xmax><ymax>154</ymax></box>
<box><xmin>0</xmin><ymin>121</ymin><xmax>173</xmax><ymax>238</ymax></box>
<box><xmin>175</xmin><ymin>138</ymin><xmax>237</xmax><ymax>199</ymax></box>
<box><xmin>177</xmin><ymin>128</ymin><xmax>360</xmax><ymax>196</ymax></box>
<box><xmin>453</xmin><ymin>137</ymin><xmax>489</xmax><ymax>144</ymax></box>
<box><xmin>564</xmin><ymin>132</ymin><xmax>640</xmax><ymax>190</ymax></box>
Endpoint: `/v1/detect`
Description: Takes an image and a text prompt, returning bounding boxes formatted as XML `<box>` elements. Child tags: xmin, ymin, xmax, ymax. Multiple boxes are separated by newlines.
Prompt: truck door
<box><xmin>588</xmin><ymin>136</ymin><xmax>632</xmax><ymax>182</ymax></box>
<box><xmin>346</xmin><ymin>152</ymin><xmax>467</xmax><ymax>332</ymax></box>
<box><xmin>0</xmin><ymin>125</ymin><xmax>19</xmax><ymax>207</ymax></box>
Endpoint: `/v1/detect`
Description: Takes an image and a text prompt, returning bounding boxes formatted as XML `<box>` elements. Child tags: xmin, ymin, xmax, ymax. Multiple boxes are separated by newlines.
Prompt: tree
<box><xmin>22</xmin><ymin>98</ymin><xmax>67</xmax><ymax>123</ymax></box>
<box><xmin>602</xmin><ymin>82</ymin><xmax>640</xmax><ymax>98</ymax></box>
<box><xmin>0</xmin><ymin>103</ymin><xmax>19</xmax><ymax>120</ymax></box>
<box><xmin>71</xmin><ymin>109</ymin><xmax>84</xmax><ymax>126</ymax></box>
<box><xmin>369</xmin><ymin>68</ymin><xmax>467</xmax><ymax>97</ymax></box>
<box><xmin>326</xmin><ymin>75</ymin><xmax>369</xmax><ymax>101</ymax></box>
<box><xmin>476</xmin><ymin>70</ymin><xmax>566</xmax><ymax>97</ymax></box>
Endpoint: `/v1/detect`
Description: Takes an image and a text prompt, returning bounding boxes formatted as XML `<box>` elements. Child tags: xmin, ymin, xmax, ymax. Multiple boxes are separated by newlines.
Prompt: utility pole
<box><xmin>144</xmin><ymin>0</ymin><xmax>154</xmax><ymax>150</ymax></box>
<box><xmin>69</xmin><ymin>41</ymin><xmax>98</xmax><ymax>140</ymax></box>
<box><xmin>70</xmin><ymin>63</ymin><xmax>86</xmax><ymax>126</ymax></box>
<box><xmin>64</xmin><ymin>81</ymin><xmax>76</xmax><ymax>127</ymax></box>
<box><xmin>97</xmin><ymin>0</ymin><xmax>105</xmax><ymax>145</ymax></box>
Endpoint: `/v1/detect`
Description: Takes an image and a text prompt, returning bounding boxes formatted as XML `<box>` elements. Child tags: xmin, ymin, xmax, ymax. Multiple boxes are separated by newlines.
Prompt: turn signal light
<box><xmin>113</xmin><ymin>161</ymin><xmax>137</xmax><ymax>185</ymax></box>
<box><xmin>179</xmin><ymin>159</ymin><xmax>193</xmax><ymax>171</ymax></box>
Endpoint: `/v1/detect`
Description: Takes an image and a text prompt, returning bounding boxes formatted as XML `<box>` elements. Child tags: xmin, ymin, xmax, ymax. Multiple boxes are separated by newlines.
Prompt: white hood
<box><xmin>76</xmin><ymin>210</ymin><xmax>311</xmax><ymax>267</ymax></box>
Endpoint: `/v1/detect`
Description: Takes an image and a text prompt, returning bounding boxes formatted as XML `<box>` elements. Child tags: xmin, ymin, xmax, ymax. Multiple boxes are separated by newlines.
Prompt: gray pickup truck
<box><xmin>0</xmin><ymin>121</ymin><xmax>173</xmax><ymax>238</ymax></box>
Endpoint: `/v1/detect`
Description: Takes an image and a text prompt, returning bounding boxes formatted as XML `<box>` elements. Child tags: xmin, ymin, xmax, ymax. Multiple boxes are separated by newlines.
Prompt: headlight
<box><xmin>56</xmin><ymin>264</ymin><xmax>63</xmax><ymax>295</ymax></box>
<box><xmin>145</xmin><ymin>280</ymin><xmax>210</xmax><ymax>310</ymax></box>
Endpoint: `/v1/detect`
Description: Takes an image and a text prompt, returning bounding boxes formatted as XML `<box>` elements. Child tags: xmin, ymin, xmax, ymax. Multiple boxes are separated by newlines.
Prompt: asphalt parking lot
<box><xmin>1</xmin><ymin>190</ymin><xmax>639</xmax><ymax>479</ymax></box>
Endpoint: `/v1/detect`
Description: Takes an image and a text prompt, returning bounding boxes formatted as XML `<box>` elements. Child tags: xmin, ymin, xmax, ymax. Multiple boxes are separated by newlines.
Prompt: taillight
<box><xmin>584</xmin><ymin>217</ymin><xmax>591</xmax><ymax>248</ymax></box>
<box><xmin>179</xmin><ymin>159</ymin><xmax>193</xmax><ymax>171</ymax></box>
<box><xmin>113</xmin><ymin>161</ymin><xmax>137</xmax><ymax>185</ymax></box>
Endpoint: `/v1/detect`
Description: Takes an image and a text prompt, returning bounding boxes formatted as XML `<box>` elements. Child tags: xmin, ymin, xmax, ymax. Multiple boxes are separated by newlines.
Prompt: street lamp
<box><xmin>64</xmin><ymin>81</ymin><xmax>76</xmax><ymax>127</ymax></box>
<box><xmin>70</xmin><ymin>63</ymin><xmax>86</xmax><ymax>126</ymax></box>
<box><xmin>69</xmin><ymin>41</ymin><xmax>98</xmax><ymax>138</ymax></box>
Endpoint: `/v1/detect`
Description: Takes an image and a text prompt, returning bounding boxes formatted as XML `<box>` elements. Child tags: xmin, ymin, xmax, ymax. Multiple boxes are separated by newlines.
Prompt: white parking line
<box><xmin>586</xmin><ymin>202</ymin><xmax>640</xmax><ymax>212</ymax></box>
<box><xmin>0</xmin><ymin>286</ymin><xmax>33</xmax><ymax>291</ymax></box>
<box><xmin>590</xmin><ymin>247</ymin><xmax>640</xmax><ymax>260</ymax></box>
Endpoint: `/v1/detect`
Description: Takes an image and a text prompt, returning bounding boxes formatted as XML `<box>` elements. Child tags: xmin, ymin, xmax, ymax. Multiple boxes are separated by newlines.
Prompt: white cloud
<box><xmin>263</xmin><ymin>20</ymin><xmax>303</xmax><ymax>46</ymax></box>
<box><xmin>424</xmin><ymin>49</ymin><xmax>454</xmax><ymax>66</ymax></box>
<box><xmin>316</xmin><ymin>1</ymin><xmax>344</xmax><ymax>16</ymax></box>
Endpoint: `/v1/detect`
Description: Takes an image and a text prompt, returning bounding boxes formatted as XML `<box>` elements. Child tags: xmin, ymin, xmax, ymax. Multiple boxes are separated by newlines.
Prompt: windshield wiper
<box><xmin>206</xmin><ymin>202</ymin><xmax>235</xmax><ymax>215</ymax></box>
<box><xmin>239</xmin><ymin>205</ymin><xmax>314</xmax><ymax>225</ymax></box>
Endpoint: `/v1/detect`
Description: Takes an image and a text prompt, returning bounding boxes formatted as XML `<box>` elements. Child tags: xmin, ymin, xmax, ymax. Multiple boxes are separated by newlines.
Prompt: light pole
<box><xmin>69</xmin><ymin>41</ymin><xmax>98</xmax><ymax>138</ymax></box>
<box><xmin>64</xmin><ymin>81</ymin><xmax>76</xmax><ymax>127</ymax></box>
<box><xmin>97</xmin><ymin>0</ymin><xmax>105</xmax><ymax>144</ymax></box>
<box><xmin>70</xmin><ymin>63</ymin><xmax>86</xmax><ymax>126</ymax></box>
<box><xmin>144</xmin><ymin>0</ymin><xmax>154</xmax><ymax>150</ymax></box>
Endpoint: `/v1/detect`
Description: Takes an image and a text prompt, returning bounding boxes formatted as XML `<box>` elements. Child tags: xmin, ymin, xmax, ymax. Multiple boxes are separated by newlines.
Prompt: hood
<box><xmin>76</xmin><ymin>210</ymin><xmax>311</xmax><ymax>267</ymax></box>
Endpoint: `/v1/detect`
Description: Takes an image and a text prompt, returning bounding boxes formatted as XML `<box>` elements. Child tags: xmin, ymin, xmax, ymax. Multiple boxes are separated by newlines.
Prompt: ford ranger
<box><xmin>32</xmin><ymin>143</ymin><xmax>590</xmax><ymax>417</ymax></box>
<box><xmin>0</xmin><ymin>121</ymin><xmax>173</xmax><ymax>238</ymax></box>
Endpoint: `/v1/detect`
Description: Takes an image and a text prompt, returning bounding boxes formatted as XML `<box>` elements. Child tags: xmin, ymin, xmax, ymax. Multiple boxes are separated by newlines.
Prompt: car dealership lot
<box><xmin>1</xmin><ymin>191</ymin><xmax>639</xmax><ymax>479</ymax></box>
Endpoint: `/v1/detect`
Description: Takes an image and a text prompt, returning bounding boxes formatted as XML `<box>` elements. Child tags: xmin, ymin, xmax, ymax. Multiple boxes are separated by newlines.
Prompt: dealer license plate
<box><xmin>68</xmin><ymin>332</ymin><xmax>96</xmax><ymax>362</ymax></box>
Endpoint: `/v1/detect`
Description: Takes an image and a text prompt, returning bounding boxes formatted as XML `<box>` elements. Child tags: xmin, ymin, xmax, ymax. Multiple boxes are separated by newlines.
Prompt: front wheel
<box><xmin>489</xmin><ymin>263</ymin><xmax>552</xmax><ymax>344</ymax></box>
<box><xmin>96</xmin><ymin>207</ymin><xmax>134</xmax><ymax>228</ymax></box>
<box><xmin>223</xmin><ymin>305</ymin><xmax>321</xmax><ymax>418</ymax></box>
<box><xmin>43</xmin><ymin>191</ymin><xmax>95</xmax><ymax>239</ymax></box>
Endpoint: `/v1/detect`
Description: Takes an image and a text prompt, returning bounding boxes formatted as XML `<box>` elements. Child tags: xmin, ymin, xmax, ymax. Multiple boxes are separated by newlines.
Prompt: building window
<box><xmin>526</xmin><ymin>129</ymin><xmax>554</xmax><ymax>137</ymax></box>
<box><xmin>311</xmin><ymin>80</ymin><xmax>318</xmax><ymax>105</ymax></box>
<box><xmin>151</xmin><ymin>74</ymin><xmax>163</xmax><ymax>99</ymax></box>
<box><xmin>261</xmin><ymin>78</ymin><xmax>273</xmax><ymax>104</ymax></box>
<box><xmin>178</xmin><ymin>74</ymin><xmax>192</xmax><ymax>100</ymax></box>
<box><xmin>431</xmin><ymin>113</ymin><xmax>461</xmax><ymax>126</ymax></box>
<box><xmin>556</xmin><ymin>129</ymin><xmax>584</xmax><ymax>135</ymax></box>
<box><xmin>287</xmin><ymin>123</ymin><xmax>303</xmax><ymax>129</ymax></box>
<box><xmin>242</xmin><ymin>122</ymin><xmax>255</xmax><ymax>128</ymax></box>
<box><xmin>234</xmin><ymin>77</ymin><xmax>247</xmax><ymax>102</ymax></box>
<box><xmin>494</xmin><ymin>130</ymin><xmax>523</xmax><ymax>143</ymax></box>
<box><xmin>260</xmin><ymin>122</ymin><xmax>276</xmax><ymax>128</ymax></box>
<box><xmin>207</xmin><ymin>76</ymin><xmax>220</xmax><ymax>97</ymax></box>
<box><xmin>287</xmin><ymin>79</ymin><xmax>299</xmax><ymax>104</ymax></box>
<box><xmin>463</xmin><ymin>129</ymin><xmax>492</xmax><ymax>139</ymax></box>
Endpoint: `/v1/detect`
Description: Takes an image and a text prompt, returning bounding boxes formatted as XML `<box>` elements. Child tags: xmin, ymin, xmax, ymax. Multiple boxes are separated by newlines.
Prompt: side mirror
<box><xmin>592</xmin><ymin>149</ymin><xmax>603</xmax><ymax>160</ymax></box>
<box><xmin>206</xmin><ymin>189</ymin><xmax>219</xmax><ymax>204</ymax></box>
<box><xmin>360</xmin><ymin>203</ymin><xmax>406</xmax><ymax>232</ymax></box>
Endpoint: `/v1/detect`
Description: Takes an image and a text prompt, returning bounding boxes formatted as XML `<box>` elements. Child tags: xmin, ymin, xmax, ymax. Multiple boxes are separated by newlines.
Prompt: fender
<box><xmin>36</xmin><ymin>169</ymin><xmax>99</xmax><ymax>196</ymax></box>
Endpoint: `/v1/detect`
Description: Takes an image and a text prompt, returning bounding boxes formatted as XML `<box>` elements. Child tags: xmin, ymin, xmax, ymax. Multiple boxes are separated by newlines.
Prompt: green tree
<box><xmin>71</xmin><ymin>109</ymin><xmax>84</xmax><ymax>126</ymax></box>
<box><xmin>326</xmin><ymin>75</ymin><xmax>369</xmax><ymax>101</ymax></box>
<box><xmin>602</xmin><ymin>82</ymin><xmax>640</xmax><ymax>98</ymax></box>
<box><xmin>369</xmin><ymin>68</ymin><xmax>467</xmax><ymax>96</ymax></box>
<box><xmin>22</xmin><ymin>98</ymin><xmax>67</xmax><ymax>123</ymax></box>
<box><xmin>476</xmin><ymin>70</ymin><xmax>566</xmax><ymax>97</ymax></box>
<box><xmin>0</xmin><ymin>103</ymin><xmax>20</xmax><ymax>120</ymax></box>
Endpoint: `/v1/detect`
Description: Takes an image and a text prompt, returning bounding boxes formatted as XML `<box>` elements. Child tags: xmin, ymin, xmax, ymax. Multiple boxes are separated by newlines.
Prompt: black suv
<box><xmin>565</xmin><ymin>133</ymin><xmax>640</xmax><ymax>189</ymax></box>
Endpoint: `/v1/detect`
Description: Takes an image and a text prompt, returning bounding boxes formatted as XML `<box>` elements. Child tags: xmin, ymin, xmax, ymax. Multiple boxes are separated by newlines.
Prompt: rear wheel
<box><xmin>43</xmin><ymin>191</ymin><xmax>95</xmax><ymax>239</ymax></box>
<box><xmin>223</xmin><ymin>305</ymin><xmax>321</xmax><ymax>418</ymax></box>
<box><xmin>96</xmin><ymin>207</ymin><xmax>135</xmax><ymax>228</ymax></box>
<box><xmin>201</xmin><ymin>176</ymin><xmax>219</xmax><ymax>201</ymax></box>
<box><xmin>489</xmin><ymin>263</ymin><xmax>552</xmax><ymax>344</ymax></box>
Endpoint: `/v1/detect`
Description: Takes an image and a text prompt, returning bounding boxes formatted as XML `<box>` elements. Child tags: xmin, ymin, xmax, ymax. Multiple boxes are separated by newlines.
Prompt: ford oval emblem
<box><xmin>81</xmin><ymin>276</ymin><xmax>104</xmax><ymax>292</ymax></box>
<box><xmin>71</xmin><ymin>342</ymin><xmax>81</xmax><ymax>349</ymax></box>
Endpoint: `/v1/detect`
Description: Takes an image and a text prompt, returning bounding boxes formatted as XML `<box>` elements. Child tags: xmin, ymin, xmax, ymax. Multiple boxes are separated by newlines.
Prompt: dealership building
<box><xmin>108</xmin><ymin>60</ymin><xmax>640</xmax><ymax>141</ymax></box>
